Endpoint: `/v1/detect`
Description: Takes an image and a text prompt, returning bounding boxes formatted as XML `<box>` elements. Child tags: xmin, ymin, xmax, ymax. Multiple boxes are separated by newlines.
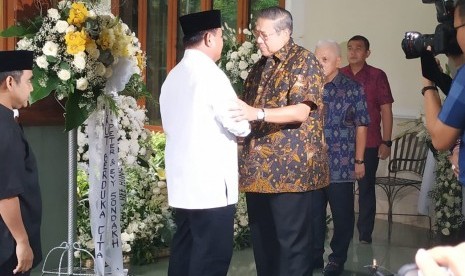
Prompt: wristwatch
<box><xmin>354</xmin><ymin>159</ymin><xmax>365</xmax><ymax>164</ymax></box>
<box><xmin>381</xmin><ymin>140</ymin><xmax>393</xmax><ymax>147</ymax></box>
<box><xmin>257</xmin><ymin>108</ymin><xmax>265</xmax><ymax>121</ymax></box>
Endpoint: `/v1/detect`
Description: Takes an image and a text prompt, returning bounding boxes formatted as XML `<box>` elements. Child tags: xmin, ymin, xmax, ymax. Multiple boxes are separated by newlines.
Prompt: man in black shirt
<box><xmin>0</xmin><ymin>50</ymin><xmax>42</xmax><ymax>276</ymax></box>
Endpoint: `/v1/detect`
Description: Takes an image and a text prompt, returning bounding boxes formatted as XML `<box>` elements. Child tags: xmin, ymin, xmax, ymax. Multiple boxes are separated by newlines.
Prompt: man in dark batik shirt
<box><xmin>313</xmin><ymin>40</ymin><xmax>369</xmax><ymax>276</ymax></box>
<box><xmin>232</xmin><ymin>6</ymin><xmax>329</xmax><ymax>276</ymax></box>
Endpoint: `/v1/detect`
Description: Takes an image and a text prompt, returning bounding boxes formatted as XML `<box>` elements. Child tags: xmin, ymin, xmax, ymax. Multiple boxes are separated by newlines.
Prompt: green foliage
<box><xmin>429</xmin><ymin>151</ymin><xmax>465</xmax><ymax>237</ymax></box>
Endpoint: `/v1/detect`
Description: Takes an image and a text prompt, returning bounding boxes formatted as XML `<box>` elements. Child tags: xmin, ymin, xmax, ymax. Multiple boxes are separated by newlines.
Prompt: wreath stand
<box><xmin>41</xmin><ymin>128</ymin><xmax>96</xmax><ymax>275</ymax></box>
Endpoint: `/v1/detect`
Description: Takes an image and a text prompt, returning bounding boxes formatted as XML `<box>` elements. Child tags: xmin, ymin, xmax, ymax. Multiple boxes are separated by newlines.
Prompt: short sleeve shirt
<box><xmin>239</xmin><ymin>39</ymin><xmax>329</xmax><ymax>193</ymax></box>
<box><xmin>438</xmin><ymin>66</ymin><xmax>465</xmax><ymax>185</ymax></box>
<box><xmin>324</xmin><ymin>72</ymin><xmax>370</xmax><ymax>182</ymax></box>
<box><xmin>340</xmin><ymin>63</ymin><xmax>393</xmax><ymax>148</ymax></box>
<box><xmin>0</xmin><ymin>104</ymin><xmax>42</xmax><ymax>267</ymax></box>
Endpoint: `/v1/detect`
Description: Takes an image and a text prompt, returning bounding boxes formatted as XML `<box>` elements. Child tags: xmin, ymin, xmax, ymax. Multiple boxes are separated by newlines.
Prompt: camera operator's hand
<box><xmin>421</xmin><ymin>50</ymin><xmax>452</xmax><ymax>95</ymax></box>
<box><xmin>415</xmin><ymin>242</ymin><xmax>465</xmax><ymax>276</ymax></box>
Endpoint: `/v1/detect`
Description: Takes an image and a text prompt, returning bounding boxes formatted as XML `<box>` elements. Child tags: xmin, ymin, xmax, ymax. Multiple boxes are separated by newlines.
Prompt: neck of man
<box><xmin>0</xmin><ymin>94</ymin><xmax>13</xmax><ymax>110</ymax></box>
<box><xmin>349</xmin><ymin>62</ymin><xmax>365</xmax><ymax>75</ymax></box>
<box><xmin>325</xmin><ymin>69</ymin><xmax>339</xmax><ymax>84</ymax></box>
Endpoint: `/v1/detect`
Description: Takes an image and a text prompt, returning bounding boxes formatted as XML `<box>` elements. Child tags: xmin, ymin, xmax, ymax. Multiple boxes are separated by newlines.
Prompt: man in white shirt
<box><xmin>160</xmin><ymin>10</ymin><xmax>250</xmax><ymax>276</ymax></box>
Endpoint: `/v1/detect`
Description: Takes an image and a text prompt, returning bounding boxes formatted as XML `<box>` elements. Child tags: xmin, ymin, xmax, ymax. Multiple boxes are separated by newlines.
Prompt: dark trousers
<box><xmin>357</xmin><ymin>147</ymin><xmax>379</xmax><ymax>242</ymax></box>
<box><xmin>0</xmin><ymin>253</ymin><xmax>31</xmax><ymax>276</ymax></box>
<box><xmin>313</xmin><ymin>182</ymin><xmax>355</xmax><ymax>266</ymax></box>
<box><xmin>246</xmin><ymin>192</ymin><xmax>313</xmax><ymax>276</ymax></box>
<box><xmin>168</xmin><ymin>204</ymin><xmax>235</xmax><ymax>276</ymax></box>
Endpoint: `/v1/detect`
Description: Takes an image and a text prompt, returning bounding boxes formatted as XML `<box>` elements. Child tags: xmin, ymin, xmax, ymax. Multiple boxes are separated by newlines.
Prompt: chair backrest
<box><xmin>388</xmin><ymin>132</ymin><xmax>429</xmax><ymax>176</ymax></box>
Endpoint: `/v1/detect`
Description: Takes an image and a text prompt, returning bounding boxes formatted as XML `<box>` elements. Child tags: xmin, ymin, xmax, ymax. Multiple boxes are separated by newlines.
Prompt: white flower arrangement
<box><xmin>2</xmin><ymin>0</ymin><xmax>146</xmax><ymax>131</ymax></box>
<box><xmin>76</xmin><ymin>95</ymin><xmax>174</xmax><ymax>264</ymax></box>
<box><xmin>430</xmin><ymin>150</ymin><xmax>464</xmax><ymax>238</ymax></box>
<box><xmin>218</xmin><ymin>23</ymin><xmax>261</xmax><ymax>95</ymax></box>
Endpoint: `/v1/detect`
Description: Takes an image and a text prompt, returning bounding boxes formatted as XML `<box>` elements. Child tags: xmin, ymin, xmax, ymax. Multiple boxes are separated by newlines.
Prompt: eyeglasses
<box><xmin>454</xmin><ymin>22</ymin><xmax>465</xmax><ymax>30</ymax></box>
<box><xmin>252</xmin><ymin>30</ymin><xmax>278</xmax><ymax>41</ymax></box>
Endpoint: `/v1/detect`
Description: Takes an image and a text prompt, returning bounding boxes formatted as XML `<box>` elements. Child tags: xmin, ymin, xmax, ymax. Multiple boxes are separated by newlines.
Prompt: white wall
<box><xmin>287</xmin><ymin>0</ymin><xmax>447</xmax><ymax>119</ymax></box>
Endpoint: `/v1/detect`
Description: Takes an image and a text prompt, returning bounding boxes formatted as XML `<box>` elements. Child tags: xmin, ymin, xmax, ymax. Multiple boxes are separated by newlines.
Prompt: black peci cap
<box><xmin>179</xmin><ymin>10</ymin><xmax>222</xmax><ymax>38</ymax></box>
<box><xmin>0</xmin><ymin>50</ymin><xmax>34</xmax><ymax>73</ymax></box>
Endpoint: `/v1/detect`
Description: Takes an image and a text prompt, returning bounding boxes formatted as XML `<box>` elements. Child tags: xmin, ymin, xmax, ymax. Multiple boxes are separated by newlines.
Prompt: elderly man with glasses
<box><xmin>232</xmin><ymin>6</ymin><xmax>329</xmax><ymax>276</ymax></box>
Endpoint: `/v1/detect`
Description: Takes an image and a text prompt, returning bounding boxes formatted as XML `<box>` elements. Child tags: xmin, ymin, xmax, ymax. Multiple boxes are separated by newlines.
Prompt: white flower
<box><xmin>73</xmin><ymin>55</ymin><xmax>86</xmax><ymax>71</ymax></box>
<box><xmin>251</xmin><ymin>53</ymin><xmax>261</xmax><ymax>63</ymax></box>
<box><xmin>225</xmin><ymin>62</ymin><xmax>234</xmax><ymax>71</ymax></box>
<box><xmin>157</xmin><ymin>181</ymin><xmax>167</xmax><ymax>188</ymax></box>
<box><xmin>16</xmin><ymin>38</ymin><xmax>32</xmax><ymax>50</ymax></box>
<box><xmin>36</xmin><ymin>55</ymin><xmax>49</xmax><ymax>69</ymax></box>
<box><xmin>243</xmin><ymin>28</ymin><xmax>252</xmax><ymax>36</ymax></box>
<box><xmin>42</xmin><ymin>41</ymin><xmax>59</xmax><ymax>57</ymax></box>
<box><xmin>76</xmin><ymin>78</ymin><xmax>89</xmax><ymax>90</ymax></box>
<box><xmin>104</xmin><ymin>67</ymin><xmax>113</xmax><ymax>78</ymax></box>
<box><xmin>65</xmin><ymin>25</ymin><xmax>76</xmax><ymax>33</ymax></box>
<box><xmin>122</xmin><ymin>243</ymin><xmax>131</xmax><ymax>253</ymax></box>
<box><xmin>243</xmin><ymin>41</ymin><xmax>253</xmax><ymax>49</ymax></box>
<box><xmin>58</xmin><ymin>0</ymin><xmax>70</xmax><ymax>9</ymax></box>
<box><xmin>57</xmin><ymin>69</ymin><xmax>71</xmax><ymax>81</ymax></box>
<box><xmin>88</xmin><ymin>48</ymin><xmax>100</xmax><ymax>59</ymax></box>
<box><xmin>240</xmin><ymin>70</ymin><xmax>249</xmax><ymax>80</ymax></box>
<box><xmin>121</xmin><ymin>232</ymin><xmax>135</xmax><ymax>242</ymax></box>
<box><xmin>95</xmin><ymin>62</ymin><xmax>106</xmax><ymax>77</ymax></box>
<box><xmin>88</xmin><ymin>10</ymin><xmax>97</xmax><ymax>19</ymax></box>
<box><xmin>47</xmin><ymin>8</ymin><xmax>60</xmax><ymax>20</ymax></box>
<box><xmin>55</xmin><ymin>20</ymin><xmax>69</xmax><ymax>33</ymax></box>
<box><xmin>238</xmin><ymin>60</ymin><xmax>248</xmax><ymax>70</ymax></box>
<box><xmin>441</xmin><ymin>228</ymin><xmax>450</xmax><ymax>236</ymax></box>
<box><xmin>230</xmin><ymin>52</ymin><xmax>238</xmax><ymax>60</ymax></box>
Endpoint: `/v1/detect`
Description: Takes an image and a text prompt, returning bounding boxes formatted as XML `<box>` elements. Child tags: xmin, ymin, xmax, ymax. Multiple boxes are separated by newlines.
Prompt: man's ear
<box><xmin>205</xmin><ymin>32</ymin><xmax>213</xmax><ymax>47</ymax></box>
<box><xmin>4</xmin><ymin>76</ymin><xmax>15</xmax><ymax>91</ymax></box>
<box><xmin>366</xmin><ymin>49</ymin><xmax>371</xmax><ymax>58</ymax></box>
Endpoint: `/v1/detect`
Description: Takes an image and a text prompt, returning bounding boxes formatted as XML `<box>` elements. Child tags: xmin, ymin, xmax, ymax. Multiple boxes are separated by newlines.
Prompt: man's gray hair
<box><xmin>256</xmin><ymin>6</ymin><xmax>293</xmax><ymax>35</ymax></box>
<box><xmin>315</xmin><ymin>39</ymin><xmax>341</xmax><ymax>57</ymax></box>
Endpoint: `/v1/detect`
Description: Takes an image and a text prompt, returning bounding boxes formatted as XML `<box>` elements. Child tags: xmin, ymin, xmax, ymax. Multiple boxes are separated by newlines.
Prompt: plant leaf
<box><xmin>0</xmin><ymin>25</ymin><xmax>28</xmax><ymax>37</ymax></box>
<box><xmin>30</xmin><ymin>67</ymin><xmax>60</xmax><ymax>104</ymax></box>
<box><xmin>65</xmin><ymin>91</ymin><xmax>89</xmax><ymax>131</ymax></box>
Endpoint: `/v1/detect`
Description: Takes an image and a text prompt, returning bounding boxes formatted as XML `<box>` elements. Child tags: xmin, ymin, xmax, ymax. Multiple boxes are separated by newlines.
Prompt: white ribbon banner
<box><xmin>88</xmin><ymin>106</ymin><xmax>124</xmax><ymax>276</ymax></box>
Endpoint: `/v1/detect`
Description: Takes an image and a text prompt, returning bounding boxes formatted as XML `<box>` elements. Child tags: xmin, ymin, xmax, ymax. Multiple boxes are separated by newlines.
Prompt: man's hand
<box><xmin>378</xmin><ymin>144</ymin><xmax>391</xmax><ymax>160</ymax></box>
<box><xmin>355</xmin><ymin>163</ymin><xmax>365</xmax><ymax>180</ymax></box>
<box><xmin>231</xmin><ymin>99</ymin><xmax>259</xmax><ymax>122</ymax></box>
<box><xmin>415</xmin><ymin>242</ymin><xmax>465</xmax><ymax>276</ymax></box>
<box><xmin>13</xmin><ymin>240</ymin><xmax>33</xmax><ymax>274</ymax></box>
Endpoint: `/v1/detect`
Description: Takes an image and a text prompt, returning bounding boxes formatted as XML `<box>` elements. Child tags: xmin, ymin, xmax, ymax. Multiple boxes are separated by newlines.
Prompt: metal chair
<box><xmin>375</xmin><ymin>132</ymin><xmax>430</xmax><ymax>241</ymax></box>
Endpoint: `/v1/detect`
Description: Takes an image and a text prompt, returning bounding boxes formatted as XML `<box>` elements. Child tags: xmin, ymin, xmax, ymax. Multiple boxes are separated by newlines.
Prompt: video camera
<box><xmin>401</xmin><ymin>0</ymin><xmax>462</xmax><ymax>59</ymax></box>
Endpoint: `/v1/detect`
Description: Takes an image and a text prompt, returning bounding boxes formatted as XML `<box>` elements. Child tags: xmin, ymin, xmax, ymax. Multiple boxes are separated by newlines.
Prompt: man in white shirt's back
<box><xmin>160</xmin><ymin>10</ymin><xmax>250</xmax><ymax>276</ymax></box>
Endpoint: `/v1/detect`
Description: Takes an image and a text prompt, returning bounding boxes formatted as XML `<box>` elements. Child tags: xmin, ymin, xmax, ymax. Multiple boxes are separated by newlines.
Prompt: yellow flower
<box><xmin>65</xmin><ymin>29</ymin><xmax>87</xmax><ymax>55</ymax></box>
<box><xmin>136</xmin><ymin>52</ymin><xmax>145</xmax><ymax>71</ymax></box>
<box><xmin>67</xmin><ymin>2</ymin><xmax>88</xmax><ymax>26</ymax></box>
<box><xmin>156</xmin><ymin>168</ymin><xmax>166</xmax><ymax>180</ymax></box>
<box><xmin>98</xmin><ymin>28</ymin><xmax>115</xmax><ymax>50</ymax></box>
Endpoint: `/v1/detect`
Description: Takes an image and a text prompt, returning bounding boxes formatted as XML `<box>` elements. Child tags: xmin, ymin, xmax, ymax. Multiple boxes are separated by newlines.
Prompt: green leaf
<box><xmin>46</xmin><ymin>56</ymin><xmax>59</xmax><ymax>63</ymax></box>
<box><xmin>0</xmin><ymin>25</ymin><xmax>28</xmax><ymax>37</ymax></box>
<box><xmin>65</xmin><ymin>91</ymin><xmax>89</xmax><ymax>131</ymax></box>
<box><xmin>30</xmin><ymin>67</ymin><xmax>60</xmax><ymax>104</ymax></box>
<box><xmin>0</xmin><ymin>17</ymin><xmax>42</xmax><ymax>38</ymax></box>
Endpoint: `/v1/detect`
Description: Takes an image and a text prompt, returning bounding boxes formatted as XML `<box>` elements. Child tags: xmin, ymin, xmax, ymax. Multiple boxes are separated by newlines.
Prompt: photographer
<box><xmin>422</xmin><ymin>0</ymin><xmax>465</xmax><ymax>186</ymax></box>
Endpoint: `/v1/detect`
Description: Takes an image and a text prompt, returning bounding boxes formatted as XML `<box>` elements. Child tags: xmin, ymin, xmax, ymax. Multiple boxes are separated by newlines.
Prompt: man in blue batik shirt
<box><xmin>313</xmin><ymin>40</ymin><xmax>370</xmax><ymax>276</ymax></box>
